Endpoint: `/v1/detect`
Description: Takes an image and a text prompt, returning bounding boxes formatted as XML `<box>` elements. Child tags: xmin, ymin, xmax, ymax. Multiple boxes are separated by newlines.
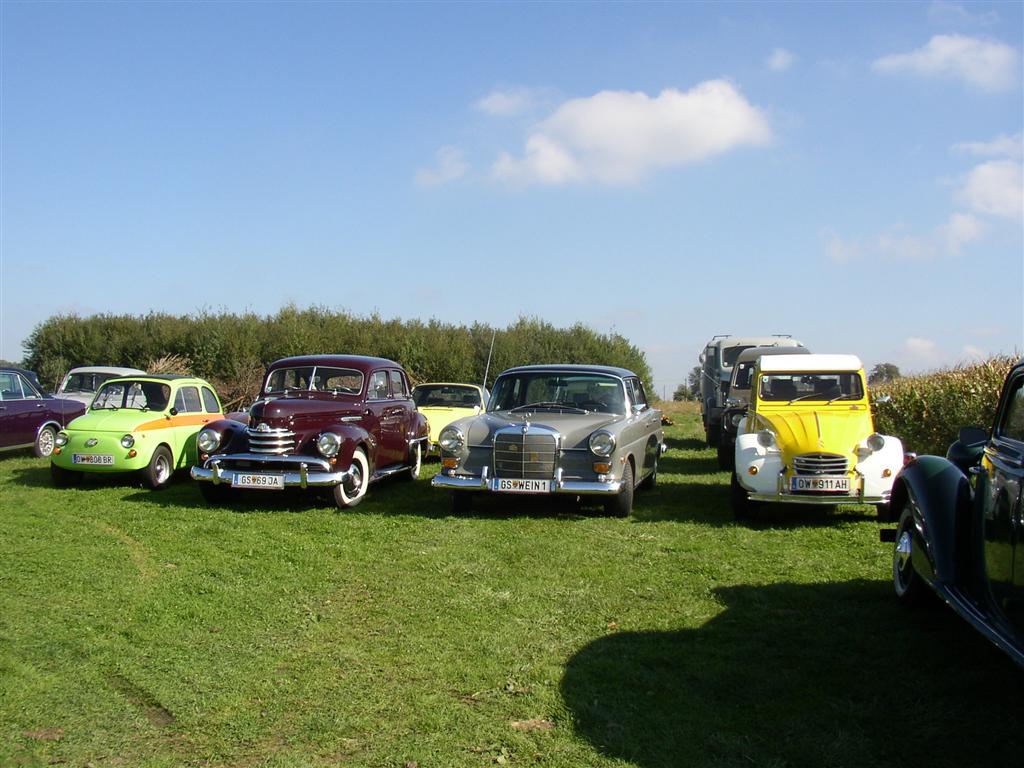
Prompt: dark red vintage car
<box><xmin>190</xmin><ymin>355</ymin><xmax>429</xmax><ymax>508</ymax></box>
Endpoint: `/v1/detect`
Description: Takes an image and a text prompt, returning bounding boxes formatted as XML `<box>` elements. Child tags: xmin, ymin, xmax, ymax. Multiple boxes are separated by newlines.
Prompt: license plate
<box><xmin>492</xmin><ymin>478</ymin><xmax>551</xmax><ymax>493</ymax></box>
<box><xmin>234</xmin><ymin>473</ymin><xmax>285</xmax><ymax>490</ymax></box>
<box><xmin>791</xmin><ymin>476</ymin><xmax>850</xmax><ymax>492</ymax></box>
<box><xmin>72</xmin><ymin>454</ymin><xmax>114</xmax><ymax>465</ymax></box>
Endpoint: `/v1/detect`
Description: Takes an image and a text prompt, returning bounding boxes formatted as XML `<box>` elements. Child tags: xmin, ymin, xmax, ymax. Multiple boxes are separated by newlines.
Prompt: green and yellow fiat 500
<box><xmin>51</xmin><ymin>375</ymin><xmax>224</xmax><ymax>489</ymax></box>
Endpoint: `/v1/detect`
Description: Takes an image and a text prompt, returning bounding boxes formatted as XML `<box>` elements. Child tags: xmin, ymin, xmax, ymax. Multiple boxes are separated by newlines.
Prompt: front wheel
<box><xmin>34</xmin><ymin>425</ymin><xmax>57</xmax><ymax>458</ymax></box>
<box><xmin>143</xmin><ymin>446</ymin><xmax>174</xmax><ymax>490</ymax></box>
<box><xmin>716</xmin><ymin>434</ymin><xmax>734</xmax><ymax>471</ymax></box>
<box><xmin>51</xmin><ymin>463</ymin><xmax>82</xmax><ymax>487</ymax></box>
<box><xmin>604</xmin><ymin>461</ymin><xmax>634</xmax><ymax>517</ymax></box>
<box><xmin>333</xmin><ymin>448</ymin><xmax>370</xmax><ymax>508</ymax></box>
<box><xmin>893</xmin><ymin>505</ymin><xmax>923</xmax><ymax>606</ymax></box>
<box><xmin>730</xmin><ymin>473</ymin><xmax>759</xmax><ymax>520</ymax></box>
<box><xmin>403</xmin><ymin>441</ymin><xmax>422</xmax><ymax>481</ymax></box>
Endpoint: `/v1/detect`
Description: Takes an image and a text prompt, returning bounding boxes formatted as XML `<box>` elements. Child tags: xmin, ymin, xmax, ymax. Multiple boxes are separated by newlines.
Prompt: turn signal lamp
<box><xmin>748</xmin><ymin>466</ymin><xmax>758</xmax><ymax>476</ymax></box>
<box><xmin>593</xmin><ymin>462</ymin><xmax>612</xmax><ymax>473</ymax></box>
<box><xmin>442</xmin><ymin>457</ymin><xmax>459</xmax><ymax>469</ymax></box>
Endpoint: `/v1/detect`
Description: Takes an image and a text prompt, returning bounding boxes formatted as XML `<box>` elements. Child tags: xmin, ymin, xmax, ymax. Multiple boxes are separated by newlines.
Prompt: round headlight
<box><xmin>55</xmin><ymin>432</ymin><xmax>69</xmax><ymax>447</ymax></box>
<box><xmin>317</xmin><ymin>432</ymin><xmax>341</xmax><ymax>458</ymax></box>
<box><xmin>439</xmin><ymin>426</ymin><xmax>465</xmax><ymax>453</ymax></box>
<box><xmin>197</xmin><ymin>428</ymin><xmax>221</xmax><ymax>453</ymax></box>
<box><xmin>731</xmin><ymin>413</ymin><xmax>742</xmax><ymax>427</ymax></box>
<box><xmin>866</xmin><ymin>433</ymin><xmax>886</xmax><ymax>452</ymax></box>
<box><xmin>756</xmin><ymin>429</ymin><xmax>776</xmax><ymax>448</ymax></box>
<box><xmin>120</xmin><ymin>434</ymin><xmax>135</xmax><ymax>449</ymax></box>
<box><xmin>589</xmin><ymin>431</ymin><xmax>616</xmax><ymax>457</ymax></box>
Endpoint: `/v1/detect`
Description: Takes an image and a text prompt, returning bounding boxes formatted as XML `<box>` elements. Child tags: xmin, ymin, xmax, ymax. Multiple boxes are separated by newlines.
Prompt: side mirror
<box><xmin>958</xmin><ymin>426</ymin><xmax>988</xmax><ymax>446</ymax></box>
<box><xmin>874</xmin><ymin>394</ymin><xmax>891</xmax><ymax>405</ymax></box>
<box><xmin>947</xmin><ymin>426</ymin><xmax>987</xmax><ymax>475</ymax></box>
<box><xmin>169</xmin><ymin>407</ymin><xmax>179</xmax><ymax>416</ymax></box>
<box><xmin>631</xmin><ymin>404</ymin><xmax>645</xmax><ymax>415</ymax></box>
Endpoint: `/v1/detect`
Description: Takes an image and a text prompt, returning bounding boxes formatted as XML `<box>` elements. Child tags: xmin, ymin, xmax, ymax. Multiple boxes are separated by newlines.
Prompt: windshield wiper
<box><xmin>827</xmin><ymin>393</ymin><xmax>859</xmax><ymax>403</ymax></box>
<box><xmin>509</xmin><ymin>401</ymin><xmax>587</xmax><ymax>414</ymax></box>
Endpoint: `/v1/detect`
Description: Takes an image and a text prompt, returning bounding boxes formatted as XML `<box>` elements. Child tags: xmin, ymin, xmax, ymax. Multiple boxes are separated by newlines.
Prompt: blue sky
<box><xmin>1</xmin><ymin>1</ymin><xmax>1021</xmax><ymax>395</ymax></box>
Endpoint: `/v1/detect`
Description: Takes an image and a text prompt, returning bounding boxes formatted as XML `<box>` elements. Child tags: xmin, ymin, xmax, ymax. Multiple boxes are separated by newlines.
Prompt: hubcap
<box><xmin>38</xmin><ymin>429</ymin><xmax>54</xmax><ymax>455</ymax></box>
<box><xmin>896</xmin><ymin>531</ymin><xmax>912</xmax><ymax>571</ymax></box>
<box><xmin>156</xmin><ymin>456</ymin><xmax>170</xmax><ymax>483</ymax></box>
<box><xmin>345</xmin><ymin>462</ymin><xmax>364</xmax><ymax>496</ymax></box>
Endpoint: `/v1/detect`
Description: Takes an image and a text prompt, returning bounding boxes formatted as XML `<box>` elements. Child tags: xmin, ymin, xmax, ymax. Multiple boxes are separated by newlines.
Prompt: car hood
<box><xmin>249</xmin><ymin>396</ymin><xmax>363</xmax><ymax>432</ymax></box>
<box><xmin>757</xmin><ymin>407</ymin><xmax>873</xmax><ymax>457</ymax></box>
<box><xmin>463</xmin><ymin>411</ymin><xmax>619</xmax><ymax>450</ymax></box>
<box><xmin>67</xmin><ymin>409</ymin><xmax>158</xmax><ymax>433</ymax></box>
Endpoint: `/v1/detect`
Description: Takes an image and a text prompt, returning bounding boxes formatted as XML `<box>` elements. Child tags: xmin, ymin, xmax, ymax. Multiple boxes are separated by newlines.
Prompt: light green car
<box><xmin>50</xmin><ymin>375</ymin><xmax>224</xmax><ymax>489</ymax></box>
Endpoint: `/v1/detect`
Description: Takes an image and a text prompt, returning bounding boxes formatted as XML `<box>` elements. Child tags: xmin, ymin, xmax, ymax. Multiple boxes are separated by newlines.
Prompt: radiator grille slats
<box><xmin>793</xmin><ymin>453</ymin><xmax>848</xmax><ymax>476</ymax></box>
<box><xmin>247</xmin><ymin>425</ymin><xmax>297</xmax><ymax>454</ymax></box>
<box><xmin>493</xmin><ymin>432</ymin><xmax>557</xmax><ymax>479</ymax></box>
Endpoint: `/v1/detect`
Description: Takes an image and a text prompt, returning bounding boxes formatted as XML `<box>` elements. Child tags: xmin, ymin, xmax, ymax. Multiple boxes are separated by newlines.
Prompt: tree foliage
<box><xmin>868</xmin><ymin>362</ymin><xmax>901</xmax><ymax>385</ymax></box>
<box><xmin>23</xmin><ymin>308</ymin><xmax>652</xmax><ymax>411</ymax></box>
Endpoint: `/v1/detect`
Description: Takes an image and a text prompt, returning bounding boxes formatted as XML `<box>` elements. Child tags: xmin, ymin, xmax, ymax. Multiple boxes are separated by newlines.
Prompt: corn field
<box><xmin>872</xmin><ymin>356</ymin><xmax>1016</xmax><ymax>456</ymax></box>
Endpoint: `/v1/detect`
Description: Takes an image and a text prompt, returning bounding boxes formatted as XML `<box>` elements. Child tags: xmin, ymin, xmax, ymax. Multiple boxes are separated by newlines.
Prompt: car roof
<box><xmin>66</xmin><ymin>366</ymin><xmax>146</xmax><ymax>375</ymax></box>
<box><xmin>269</xmin><ymin>355</ymin><xmax>401</xmax><ymax>372</ymax></box>
<box><xmin>759</xmin><ymin>354</ymin><xmax>863</xmax><ymax>373</ymax></box>
<box><xmin>497</xmin><ymin>363</ymin><xmax>636</xmax><ymax>379</ymax></box>
<box><xmin>713</xmin><ymin>336</ymin><xmax>803</xmax><ymax>349</ymax></box>
<box><xmin>413</xmin><ymin>382</ymin><xmax>485</xmax><ymax>390</ymax></box>
<box><xmin>734</xmin><ymin>346</ymin><xmax>812</xmax><ymax>364</ymax></box>
<box><xmin>104</xmin><ymin>374</ymin><xmax>210</xmax><ymax>384</ymax></box>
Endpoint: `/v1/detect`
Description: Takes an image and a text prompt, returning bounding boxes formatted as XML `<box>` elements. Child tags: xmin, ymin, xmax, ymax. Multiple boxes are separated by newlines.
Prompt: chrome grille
<box><xmin>493</xmin><ymin>432</ymin><xmax>557</xmax><ymax>480</ymax></box>
<box><xmin>246</xmin><ymin>424</ymin><xmax>296</xmax><ymax>454</ymax></box>
<box><xmin>792</xmin><ymin>453</ymin><xmax>848</xmax><ymax>476</ymax></box>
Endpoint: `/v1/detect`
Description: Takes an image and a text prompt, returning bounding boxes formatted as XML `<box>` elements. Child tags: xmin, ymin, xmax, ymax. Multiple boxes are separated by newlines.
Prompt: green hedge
<box><xmin>872</xmin><ymin>356</ymin><xmax>1015</xmax><ymax>456</ymax></box>
<box><xmin>23</xmin><ymin>307</ymin><xmax>652</xmax><ymax>410</ymax></box>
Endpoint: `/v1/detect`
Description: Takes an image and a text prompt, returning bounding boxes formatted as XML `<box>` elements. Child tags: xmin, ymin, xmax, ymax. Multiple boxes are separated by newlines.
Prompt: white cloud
<box><xmin>953</xmin><ymin>132</ymin><xmax>1022</xmax><ymax>160</ymax></box>
<box><xmin>927</xmin><ymin>2</ymin><xmax>1000</xmax><ymax>28</ymax></box>
<box><xmin>475</xmin><ymin>88</ymin><xmax>539</xmax><ymax>117</ymax></box>
<box><xmin>492</xmin><ymin>80</ymin><xmax>772</xmax><ymax>185</ymax></box>
<box><xmin>414</xmin><ymin>146</ymin><xmax>469</xmax><ymax>187</ymax></box>
<box><xmin>873</xmin><ymin>34</ymin><xmax>1019</xmax><ymax>92</ymax></box>
<box><xmin>766</xmin><ymin>48</ymin><xmax>796</xmax><ymax>72</ymax></box>
<box><xmin>962</xmin><ymin>344</ymin><xmax>987</xmax><ymax>360</ymax></box>
<box><xmin>958</xmin><ymin>159</ymin><xmax>1023</xmax><ymax>218</ymax></box>
<box><xmin>821</xmin><ymin>228</ymin><xmax>861</xmax><ymax>264</ymax></box>
<box><xmin>905</xmin><ymin>337</ymin><xmax>941</xmax><ymax>362</ymax></box>
<box><xmin>938</xmin><ymin>212</ymin><xmax>985</xmax><ymax>253</ymax></box>
<box><xmin>824</xmin><ymin>212</ymin><xmax>984</xmax><ymax>264</ymax></box>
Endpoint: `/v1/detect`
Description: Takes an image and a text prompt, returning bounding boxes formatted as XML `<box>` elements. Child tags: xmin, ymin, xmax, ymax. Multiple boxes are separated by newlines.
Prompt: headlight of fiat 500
<box><xmin>197</xmin><ymin>428</ymin><xmax>221</xmax><ymax>453</ymax></box>
<box><xmin>866</xmin><ymin>433</ymin><xmax>885</xmax><ymax>452</ymax></box>
<box><xmin>731</xmin><ymin>413</ymin><xmax>743</xmax><ymax>427</ymax></box>
<box><xmin>589</xmin><ymin>431</ymin><xmax>616</xmax><ymax>457</ymax></box>
<box><xmin>756</xmin><ymin>429</ymin><xmax>776</xmax><ymax>448</ymax></box>
<box><xmin>55</xmin><ymin>432</ymin><xmax>69</xmax><ymax>447</ymax></box>
<box><xmin>317</xmin><ymin>432</ymin><xmax>341</xmax><ymax>458</ymax></box>
<box><xmin>120</xmin><ymin>434</ymin><xmax>136</xmax><ymax>449</ymax></box>
<box><xmin>439</xmin><ymin>426</ymin><xmax>465</xmax><ymax>452</ymax></box>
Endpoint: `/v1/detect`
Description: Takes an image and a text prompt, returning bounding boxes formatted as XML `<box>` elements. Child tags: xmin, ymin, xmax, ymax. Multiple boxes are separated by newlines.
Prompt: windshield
<box><xmin>722</xmin><ymin>345</ymin><xmax>756</xmax><ymax>367</ymax></box>
<box><xmin>264</xmin><ymin>366</ymin><xmax>363</xmax><ymax>395</ymax></box>
<box><xmin>413</xmin><ymin>384</ymin><xmax>482</xmax><ymax>408</ymax></box>
<box><xmin>62</xmin><ymin>372</ymin><xmax>122</xmax><ymax>393</ymax></box>
<box><xmin>92</xmin><ymin>380</ymin><xmax>171</xmax><ymax>411</ymax></box>
<box><xmin>758</xmin><ymin>372</ymin><xmax>865</xmax><ymax>403</ymax></box>
<box><xmin>490</xmin><ymin>372</ymin><xmax>625</xmax><ymax>414</ymax></box>
<box><xmin>732</xmin><ymin>361</ymin><xmax>756</xmax><ymax>391</ymax></box>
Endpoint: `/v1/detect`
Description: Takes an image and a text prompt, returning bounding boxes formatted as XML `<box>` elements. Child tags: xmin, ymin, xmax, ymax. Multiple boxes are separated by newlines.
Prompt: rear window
<box><xmin>723</xmin><ymin>345</ymin><xmax>755</xmax><ymax>367</ymax></box>
<box><xmin>413</xmin><ymin>385</ymin><xmax>482</xmax><ymax>408</ymax></box>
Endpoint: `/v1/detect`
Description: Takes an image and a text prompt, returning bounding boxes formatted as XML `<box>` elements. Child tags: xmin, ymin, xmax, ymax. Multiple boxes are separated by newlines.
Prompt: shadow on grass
<box><xmin>664</xmin><ymin>436</ymin><xmax>707</xmax><ymax>452</ymax></box>
<box><xmin>561</xmin><ymin>580</ymin><xmax>1024</xmax><ymax>768</ymax></box>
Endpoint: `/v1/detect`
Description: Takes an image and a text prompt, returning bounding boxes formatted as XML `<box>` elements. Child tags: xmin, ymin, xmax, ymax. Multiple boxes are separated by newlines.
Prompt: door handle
<box><xmin>36</xmin><ymin>403</ymin><xmax>45</xmax><ymax>409</ymax></box>
<box><xmin>364</xmin><ymin>409</ymin><xmax>372</xmax><ymax>416</ymax></box>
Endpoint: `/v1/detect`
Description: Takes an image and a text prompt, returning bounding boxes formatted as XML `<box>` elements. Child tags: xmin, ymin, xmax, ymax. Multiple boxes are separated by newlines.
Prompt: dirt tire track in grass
<box><xmin>108</xmin><ymin>673</ymin><xmax>176</xmax><ymax>728</ymax></box>
<box><xmin>96</xmin><ymin>522</ymin><xmax>158</xmax><ymax>582</ymax></box>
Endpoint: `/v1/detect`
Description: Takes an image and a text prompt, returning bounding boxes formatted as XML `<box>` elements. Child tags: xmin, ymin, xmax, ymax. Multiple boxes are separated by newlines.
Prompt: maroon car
<box><xmin>190</xmin><ymin>355</ymin><xmax>429</xmax><ymax>508</ymax></box>
<box><xmin>1</xmin><ymin>366</ymin><xmax>86</xmax><ymax>457</ymax></box>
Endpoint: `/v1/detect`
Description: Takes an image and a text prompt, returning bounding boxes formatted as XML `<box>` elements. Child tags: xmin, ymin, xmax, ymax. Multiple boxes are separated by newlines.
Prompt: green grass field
<box><xmin>2</xmin><ymin>404</ymin><xmax>1021</xmax><ymax>767</ymax></box>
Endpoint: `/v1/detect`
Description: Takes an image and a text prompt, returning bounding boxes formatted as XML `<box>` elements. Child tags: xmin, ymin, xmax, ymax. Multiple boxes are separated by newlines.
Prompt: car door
<box><xmin>388</xmin><ymin>369</ymin><xmax>413</xmax><ymax>462</ymax></box>
<box><xmin>981</xmin><ymin>368</ymin><xmax>1024</xmax><ymax>632</ymax></box>
<box><xmin>626</xmin><ymin>377</ymin><xmax>660</xmax><ymax>478</ymax></box>
<box><xmin>365</xmin><ymin>370</ymin><xmax>396</xmax><ymax>468</ymax></box>
<box><xmin>170</xmin><ymin>385</ymin><xmax>211</xmax><ymax>467</ymax></box>
<box><xmin>0</xmin><ymin>372</ymin><xmax>43</xmax><ymax>448</ymax></box>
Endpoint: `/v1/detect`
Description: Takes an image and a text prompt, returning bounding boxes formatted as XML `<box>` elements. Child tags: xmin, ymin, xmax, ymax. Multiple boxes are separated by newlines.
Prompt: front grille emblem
<box><xmin>256</xmin><ymin>423</ymin><xmax>270</xmax><ymax>432</ymax></box>
<box><xmin>86</xmin><ymin>438</ymin><xmax>98</xmax><ymax>447</ymax></box>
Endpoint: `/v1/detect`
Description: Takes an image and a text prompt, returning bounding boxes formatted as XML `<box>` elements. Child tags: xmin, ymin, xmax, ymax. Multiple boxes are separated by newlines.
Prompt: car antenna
<box><xmin>482</xmin><ymin>328</ymin><xmax>497</xmax><ymax>388</ymax></box>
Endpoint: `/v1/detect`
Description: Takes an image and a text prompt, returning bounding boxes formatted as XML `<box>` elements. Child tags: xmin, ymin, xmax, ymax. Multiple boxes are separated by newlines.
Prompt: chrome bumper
<box><xmin>190</xmin><ymin>453</ymin><xmax>350</xmax><ymax>489</ymax></box>
<box><xmin>431</xmin><ymin>465</ymin><xmax>623</xmax><ymax>496</ymax></box>
<box><xmin>747</xmin><ymin>490</ymin><xmax>892</xmax><ymax>506</ymax></box>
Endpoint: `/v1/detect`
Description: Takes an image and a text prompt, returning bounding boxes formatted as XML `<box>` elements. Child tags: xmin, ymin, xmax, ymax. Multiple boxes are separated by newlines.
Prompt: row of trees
<box><xmin>22</xmin><ymin>308</ymin><xmax>652</xmax><ymax>410</ymax></box>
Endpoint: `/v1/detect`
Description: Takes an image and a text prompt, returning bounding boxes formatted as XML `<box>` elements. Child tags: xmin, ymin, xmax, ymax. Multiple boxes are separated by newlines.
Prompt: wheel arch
<box><xmin>894</xmin><ymin>455</ymin><xmax>974</xmax><ymax>589</ymax></box>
